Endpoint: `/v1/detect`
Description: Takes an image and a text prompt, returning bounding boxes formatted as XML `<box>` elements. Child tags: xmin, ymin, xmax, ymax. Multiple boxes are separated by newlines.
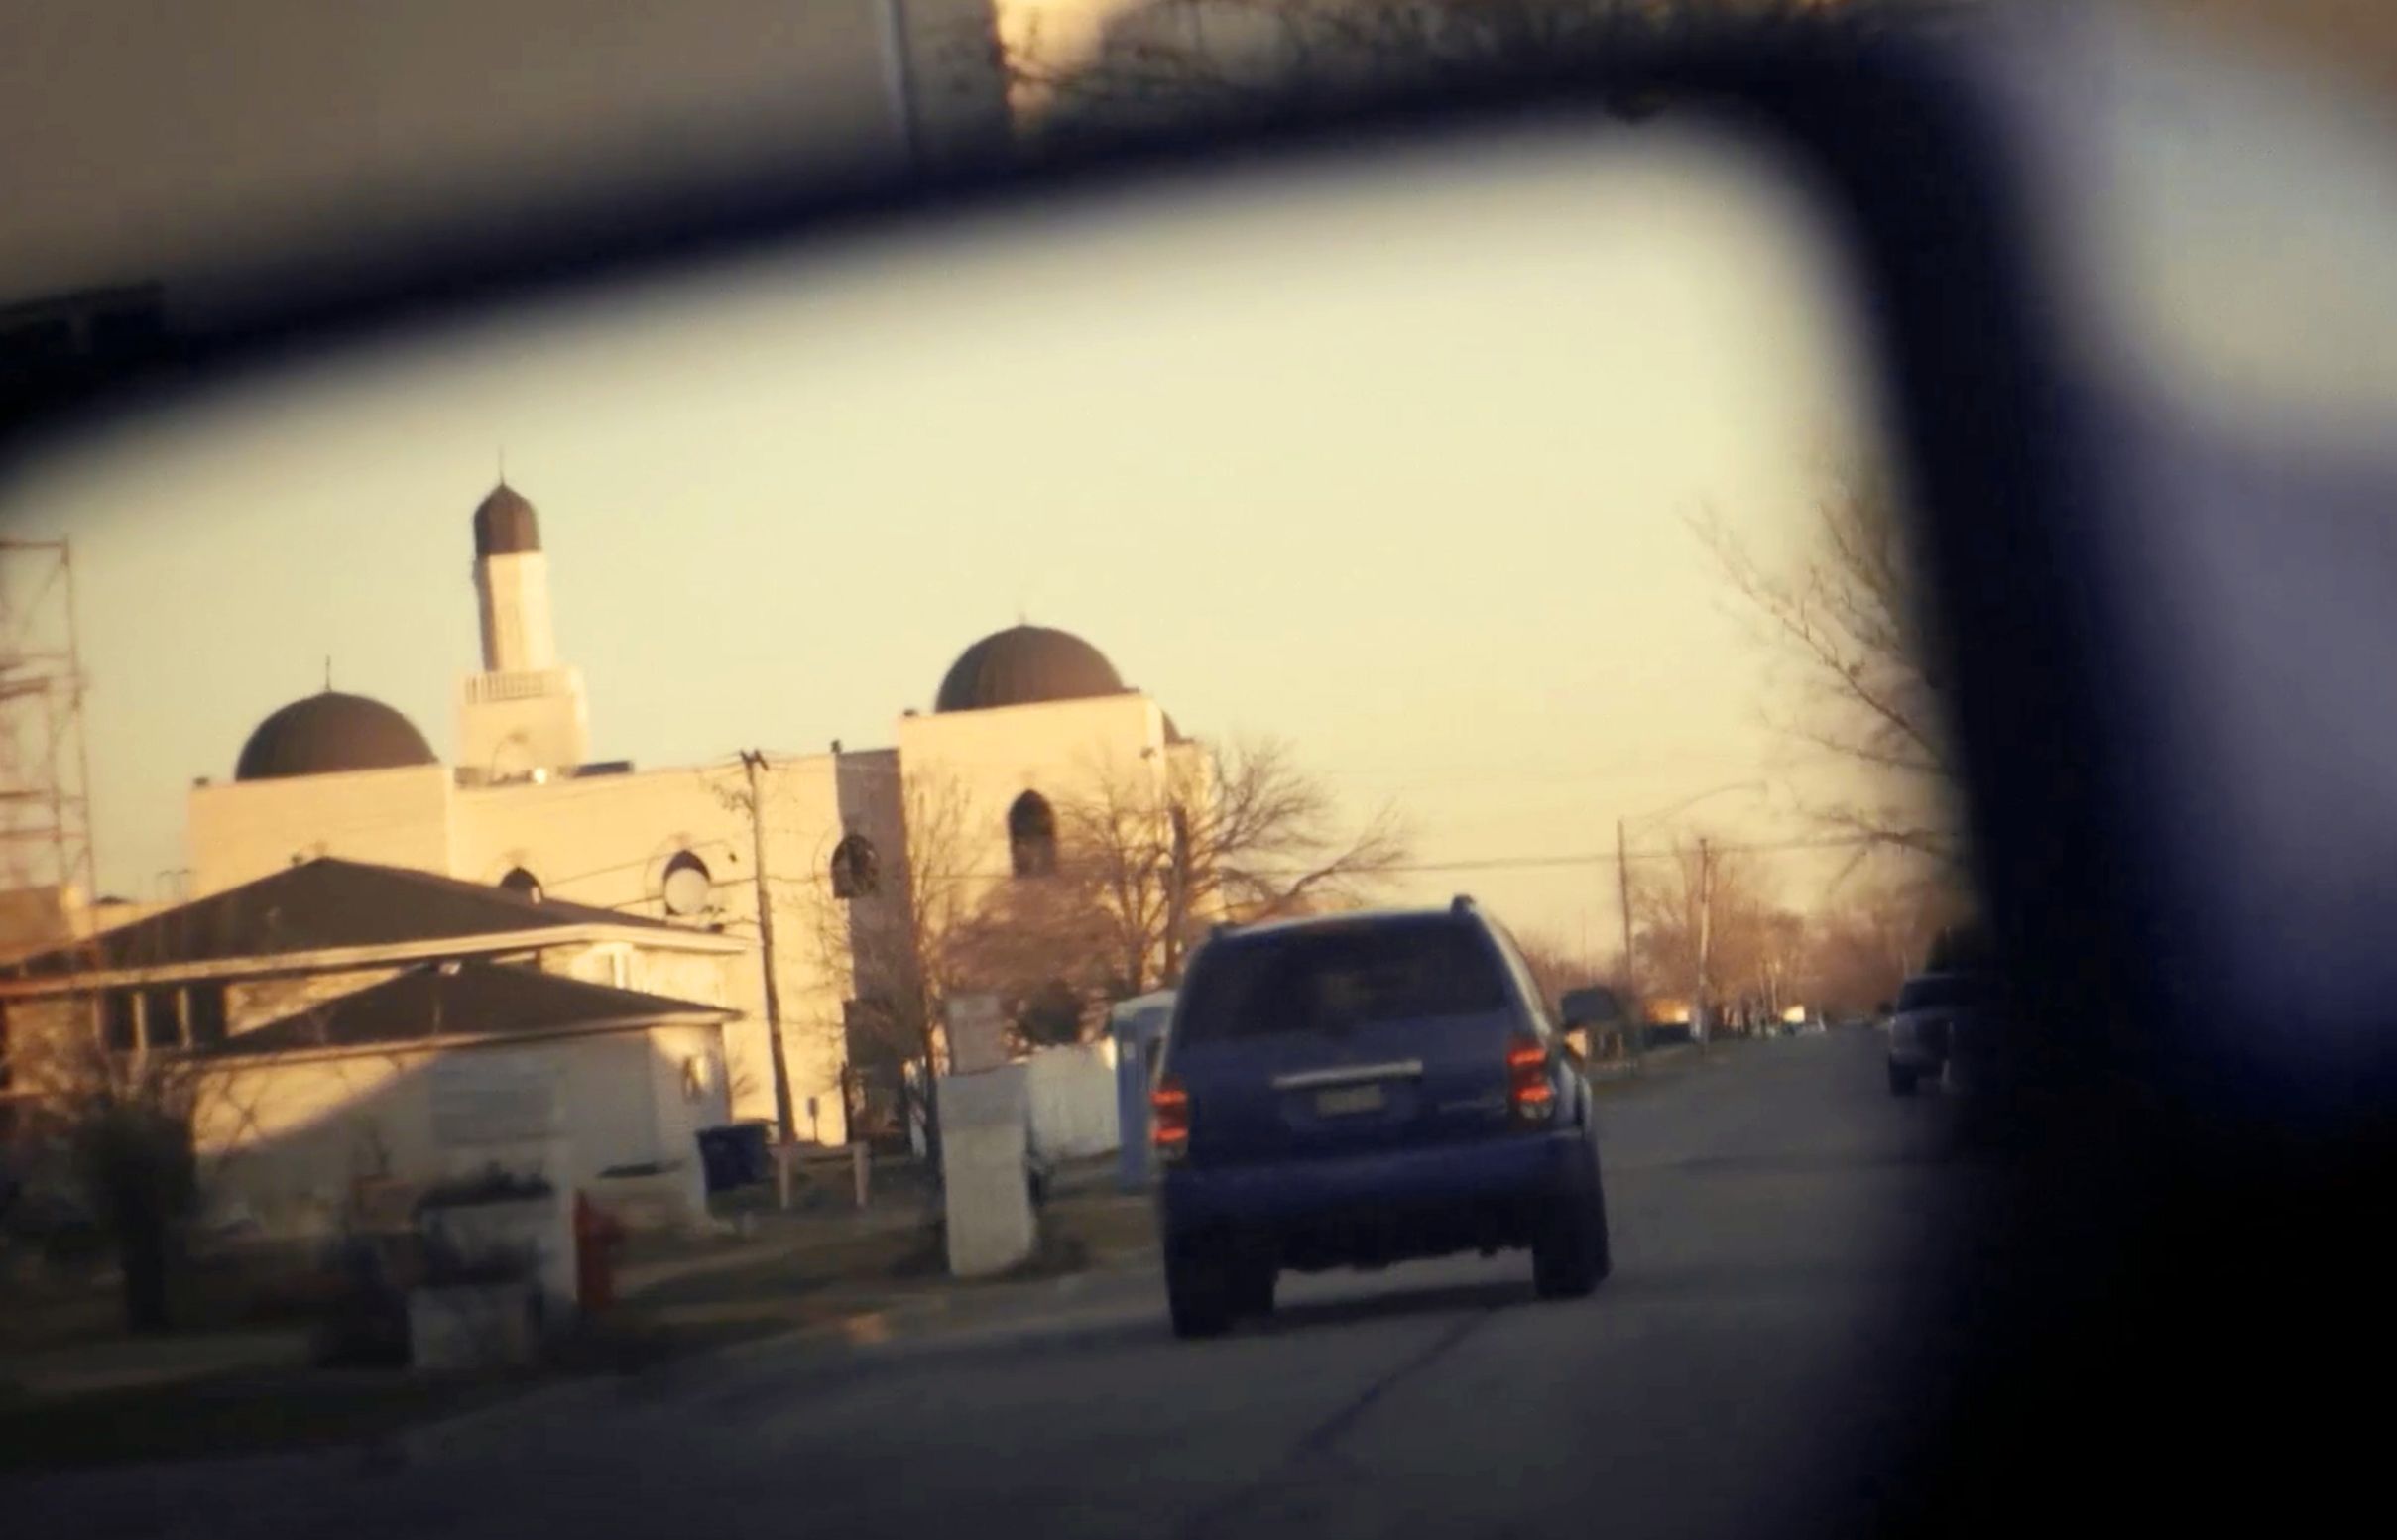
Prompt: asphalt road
<box><xmin>19</xmin><ymin>1029</ymin><xmax>1992</xmax><ymax>1540</ymax></box>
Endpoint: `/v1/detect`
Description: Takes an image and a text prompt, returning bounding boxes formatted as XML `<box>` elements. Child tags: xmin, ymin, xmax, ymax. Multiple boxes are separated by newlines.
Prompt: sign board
<box><xmin>944</xmin><ymin>993</ymin><xmax>1010</xmax><ymax>1076</ymax></box>
<box><xmin>430</xmin><ymin>1055</ymin><xmax>563</xmax><ymax>1146</ymax></box>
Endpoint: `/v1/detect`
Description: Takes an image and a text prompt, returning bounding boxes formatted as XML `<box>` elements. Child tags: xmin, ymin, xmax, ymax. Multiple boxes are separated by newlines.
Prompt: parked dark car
<box><xmin>1888</xmin><ymin>971</ymin><xmax>1992</xmax><ymax>1095</ymax></box>
<box><xmin>1148</xmin><ymin>897</ymin><xmax>1611</xmax><ymax>1339</ymax></box>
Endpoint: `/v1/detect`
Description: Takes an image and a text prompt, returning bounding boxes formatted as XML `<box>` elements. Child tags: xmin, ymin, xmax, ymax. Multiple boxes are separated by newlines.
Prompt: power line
<box><xmin>740</xmin><ymin>832</ymin><xmax>1887</xmax><ymax>888</ymax></box>
<box><xmin>1325</xmin><ymin>835</ymin><xmax>1885</xmax><ymax>876</ymax></box>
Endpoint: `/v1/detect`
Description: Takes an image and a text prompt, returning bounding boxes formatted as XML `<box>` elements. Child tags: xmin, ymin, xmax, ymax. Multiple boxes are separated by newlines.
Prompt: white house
<box><xmin>0</xmin><ymin>857</ymin><xmax>746</xmax><ymax>1238</ymax></box>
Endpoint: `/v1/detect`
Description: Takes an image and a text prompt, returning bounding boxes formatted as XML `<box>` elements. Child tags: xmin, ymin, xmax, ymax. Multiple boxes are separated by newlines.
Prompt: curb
<box><xmin>390</xmin><ymin>1239</ymin><xmax>1162</xmax><ymax>1466</ymax></box>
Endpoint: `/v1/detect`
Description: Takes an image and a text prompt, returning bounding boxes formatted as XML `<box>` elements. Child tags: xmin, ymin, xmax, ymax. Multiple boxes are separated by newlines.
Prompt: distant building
<box><xmin>180</xmin><ymin>481</ymin><xmax>1210</xmax><ymax>1143</ymax></box>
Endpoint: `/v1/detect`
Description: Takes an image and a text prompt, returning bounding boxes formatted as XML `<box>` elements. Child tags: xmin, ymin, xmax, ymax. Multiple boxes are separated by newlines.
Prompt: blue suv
<box><xmin>1149</xmin><ymin>897</ymin><xmax>1612</xmax><ymax>1338</ymax></box>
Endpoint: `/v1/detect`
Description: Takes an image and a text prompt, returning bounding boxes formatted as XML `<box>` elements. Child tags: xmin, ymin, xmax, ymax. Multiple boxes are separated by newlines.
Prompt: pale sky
<box><xmin>6</xmin><ymin>118</ymin><xmax>1905</xmax><ymax>958</ymax></box>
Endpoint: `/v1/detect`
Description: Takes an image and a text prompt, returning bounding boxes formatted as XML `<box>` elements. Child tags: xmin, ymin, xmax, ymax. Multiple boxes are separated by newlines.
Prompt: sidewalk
<box><xmin>612</xmin><ymin>1147</ymin><xmax>1116</xmax><ymax>1281</ymax></box>
<box><xmin>396</xmin><ymin>1239</ymin><xmax>1164</xmax><ymax>1468</ymax></box>
<box><xmin>1</xmin><ymin>1327</ymin><xmax>315</xmax><ymax>1400</ymax></box>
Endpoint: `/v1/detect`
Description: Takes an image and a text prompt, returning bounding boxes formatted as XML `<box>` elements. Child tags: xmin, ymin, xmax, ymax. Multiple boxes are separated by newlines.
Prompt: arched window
<box><xmin>1009</xmin><ymin>791</ymin><xmax>1057</xmax><ymax>878</ymax></box>
<box><xmin>498</xmin><ymin>866</ymin><xmax>542</xmax><ymax>901</ymax></box>
<box><xmin>830</xmin><ymin>834</ymin><xmax>879</xmax><ymax>899</ymax></box>
<box><xmin>660</xmin><ymin>851</ymin><xmax>714</xmax><ymax>916</ymax></box>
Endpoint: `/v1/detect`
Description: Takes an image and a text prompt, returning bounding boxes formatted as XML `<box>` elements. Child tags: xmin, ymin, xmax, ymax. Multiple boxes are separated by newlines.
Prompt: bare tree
<box><xmin>1801</xmin><ymin>872</ymin><xmax>1966</xmax><ymax>1010</ymax></box>
<box><xmin>1510</xmin><ymin>928</ymin><xmax>1603</xmax><ymax>1016</ymax></box>
<box><xmin>1697</xmin><ymin>468</ymin><xmax>1964</xmax><ymax>867</ymax></box>
<box><xmin>41</xmin><ymin>1023</ymin><xmax>197</xmax><ymax>1333</ymax></box>
<box><xmin>942</xmin><ymin>866</ymin><xmax>1122</xmax><ymax>1046</ymax></box>
<box><xmin>8</xmin><ymin>938</ymin><xmax>220</xmax><ymax>1333</ymax></box>
<box><xmin>1058</xmin><ymin>737</ymin><xmax>1411</xmax><ymax>996</ymax></box>
<box><xmin>1004</xmin><ymin>0</ymin><xmax>1952</xmax><ymax>139</ymax></box>
<box><xmin>1628</xmin><ymin>832</ymin><xmax>1781</xmax><ymax>1030</ymax></box>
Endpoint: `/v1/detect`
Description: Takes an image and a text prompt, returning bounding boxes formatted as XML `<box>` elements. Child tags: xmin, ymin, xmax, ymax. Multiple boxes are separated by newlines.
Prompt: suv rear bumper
<box><xmin>1159</xmin><ymin>1127</ymin><xmax>1595</xmax><ymax>1271</ymax></box>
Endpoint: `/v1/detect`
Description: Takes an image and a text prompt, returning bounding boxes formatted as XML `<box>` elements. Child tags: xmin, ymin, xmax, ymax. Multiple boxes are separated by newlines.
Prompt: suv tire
<box><xmin>1166</xmin><ymin>1240</ymin><xmax>1234</xmax><ymax>1339</ymax></box>
<box><xmin>1532</xmin><ymin>1166</ymin><xmax>1611</xmax><ymax>1299</ymax></box>
<box><xmin>1231</xmin><ymin>1259</ymin><xmax>1277</xmax><ymax>1319</ymax></box>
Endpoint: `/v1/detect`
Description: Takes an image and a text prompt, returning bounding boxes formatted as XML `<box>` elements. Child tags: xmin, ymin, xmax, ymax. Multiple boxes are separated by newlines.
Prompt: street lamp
<box><xmin>1617</xmin><ymin>780</ymin><xmax>1768</xmax><ymax>1060</ymax></box>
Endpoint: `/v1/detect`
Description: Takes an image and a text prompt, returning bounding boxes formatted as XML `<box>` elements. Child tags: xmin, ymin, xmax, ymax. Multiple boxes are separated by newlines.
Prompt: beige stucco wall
<box><xmin>193</xmin><ymin>1023</ymin><xmax>725</xmax><ymax>1239</ymax></box>
<box><xmin>0</xmin><ymin>1</ymin><xmax>1011</xmax><ymax>321</ymax></box>
<box><xmin>449</xmin><ymin>763</ymin><xmax>762</xmax><ymax>915</ymax></box>
<box><xmin>452</xmin><ymin>759</ymin><xmax>854</xmax><ymax>1138</ymax></box>
<box><xmin>898</xmin><ymin>692</ymin><xmax>1173</xmax><ymax>912</ymax></box>
<box><xmin>188</xmin><ymin>764</ymin><xmax>454</xmax><ymax>896</ymax></box>
<box><xmin>196</xmin><ymin>1049</ymin><xmax>425</xmax><ymax>1237</ymax></box>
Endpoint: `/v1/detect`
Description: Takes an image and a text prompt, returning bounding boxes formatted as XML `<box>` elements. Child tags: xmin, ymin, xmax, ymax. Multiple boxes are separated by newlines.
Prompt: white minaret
<box><xmin>457</xmin><ymin>482</ymin><xmax>591</xmax><ymax>782</ymax></box>
<box><xmin>474</xmin><ymin>483</ymin><xmax>557</xmax><ymax>672</ymax></box>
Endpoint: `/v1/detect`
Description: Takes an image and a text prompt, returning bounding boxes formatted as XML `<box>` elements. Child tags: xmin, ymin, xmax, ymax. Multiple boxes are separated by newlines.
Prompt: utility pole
<box><xmin>1615</xmin><ymin>782</ymin><xmax>1761</xmax><ymax>1068</ymax></box>
<box><xmin>1694</xmin><ymin>836</ymin><xmax>1716</xmax><ymax>1053</ymax></box>
<box><xmin>1617</xmin><ymin>817</ymin><xmax>1642</xmax><ymax>1074</ymax></box>
<box><xmin>741</xmin><ymin>750</ymin><xmax>797</xmax><ymax>1145</ymax></box>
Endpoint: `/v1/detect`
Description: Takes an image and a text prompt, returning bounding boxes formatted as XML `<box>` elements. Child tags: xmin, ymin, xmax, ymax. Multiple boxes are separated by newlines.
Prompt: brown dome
<box><xmin>473</xmin><ymin>482</ymin><xmax>539</xmax><ymax>557</ymax></box>
<box><xmin>935</xmin><ymin>626</ymin><xmax>1126</xmax><ymax>713</ymax></box>
<box><xmin>235</xmin><ymin>692</ymin><xmax>437</xmax><ymax>781</ymax></box>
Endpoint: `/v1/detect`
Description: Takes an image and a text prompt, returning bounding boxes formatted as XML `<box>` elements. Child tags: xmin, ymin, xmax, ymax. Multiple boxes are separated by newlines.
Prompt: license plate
<box><xmin>1315</xmin><ymin>1084</ymin><xmax>1385</xmax><ymax>1117</ymax></box>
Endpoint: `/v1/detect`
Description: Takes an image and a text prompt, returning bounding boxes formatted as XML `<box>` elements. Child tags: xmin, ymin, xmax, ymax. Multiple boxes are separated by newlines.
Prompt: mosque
<box><xmin>185</xmin><ymin>482</ymin><xmax>1203</xmax><ymax>1144</ymax></box>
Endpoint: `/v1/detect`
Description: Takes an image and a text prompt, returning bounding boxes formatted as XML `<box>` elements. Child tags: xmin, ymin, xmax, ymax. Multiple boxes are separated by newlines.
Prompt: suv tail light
<box><xmin>1151</xmin><ymin>1077</ymin><xmax>1191</xmax><ymax>1159</ymax></box>
<box><xmin>1507</xmin><ymin>1035</ymin><xmax>1556</xmax><ymax>1122</ymax></box>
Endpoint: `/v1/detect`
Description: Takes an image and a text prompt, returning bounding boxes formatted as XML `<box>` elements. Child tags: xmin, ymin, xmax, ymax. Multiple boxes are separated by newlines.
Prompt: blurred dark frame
<box><xmin>0</xmin><ymin>10</ymin><xmax>2361</xmax><ymax>1534</ymax></box>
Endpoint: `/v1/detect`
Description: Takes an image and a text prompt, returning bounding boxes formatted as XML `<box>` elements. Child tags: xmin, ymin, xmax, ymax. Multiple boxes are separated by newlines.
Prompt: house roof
<box><xmin>0</xmin><ymin>857</ymin><xmax>707</xmax><ymax>982</ymax></box>
<box><xmin>209</xmin><ymin>962</ymin><xmax>734</xmax><ymax>1059</ymax></box>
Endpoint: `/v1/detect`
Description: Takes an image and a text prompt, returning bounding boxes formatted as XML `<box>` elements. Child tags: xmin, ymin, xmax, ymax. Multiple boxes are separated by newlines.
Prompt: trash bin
<box><xmin>727</xmin><ymin>1121</ymin><xmax>774</xmax><ymax>1186</ymax></box>
<box><xmin>695</xmin><ymin>1127</ymin><xmax>744</xmax><ymax>1194</ymax></box>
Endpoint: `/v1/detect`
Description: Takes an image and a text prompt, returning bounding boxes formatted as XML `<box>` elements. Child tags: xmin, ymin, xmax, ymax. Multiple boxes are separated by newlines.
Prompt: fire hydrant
<box><xmin>574</xmin><ymin>1192</ymin><xmax>626</xmax><ymax>1313</ymax></box>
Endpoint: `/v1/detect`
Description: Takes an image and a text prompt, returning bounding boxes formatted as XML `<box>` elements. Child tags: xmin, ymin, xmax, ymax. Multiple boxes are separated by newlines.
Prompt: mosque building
<box><xmin>185</xmin><ymin>482</ymin><xmax>1203</xmax><ymax>1143</ymax></box>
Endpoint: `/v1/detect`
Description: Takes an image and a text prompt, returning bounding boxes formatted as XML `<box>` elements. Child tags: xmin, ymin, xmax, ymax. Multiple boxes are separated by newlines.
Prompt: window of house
<box><xmin>1009</xmin><ymin>791</ymin><xmax>1057</xmax><ymax>879</ymax></box>
<box><xmin>139</xmin><ymin>986</ymin><xmax>182</xmax><ymax>1049</ymax></box>
<box><xmin>185</xmin><ymin>983</ymin><xmax>228</xmax><ymax>1048</ymax></box>
<box><xmin>99</xmin><ymin>989</ymin><xmax>138</xmax><ymax>1051</ymax></box>
<box><xmin>831</xmin><ymin>834</ymin><xmax>879</xmax><ymax>899</ymax></box>
<box><xmin>660</xmin><ymin>850</ymin><xmax>713</xmax><ymax>917</ymax></box>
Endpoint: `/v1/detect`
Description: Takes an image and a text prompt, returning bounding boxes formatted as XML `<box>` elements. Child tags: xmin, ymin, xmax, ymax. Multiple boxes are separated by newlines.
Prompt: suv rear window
<box><xmin>1897</xmin><ymin>975</ymin><xmax>1986</xmax><ymax>1012</ymax></box>
<box><xmin>1177</xmin><ymin>918</ymin><xmax>1509</xmax><ymax>1043</ymax></box>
